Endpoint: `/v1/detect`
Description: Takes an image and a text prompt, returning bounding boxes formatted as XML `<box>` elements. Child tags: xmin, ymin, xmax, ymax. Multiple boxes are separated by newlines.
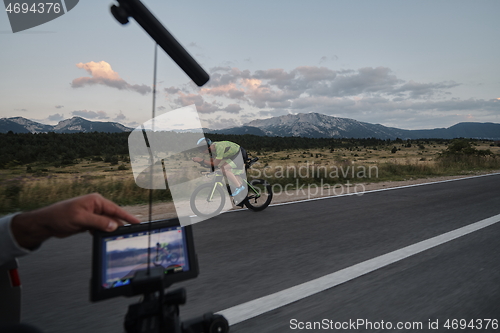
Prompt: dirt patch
<box><xmin>122</xmin><ymin>201</ymin><xmax>179</xmax><ymax>222</ymax></box>
<box><xmin>122</xmin><ymin>170</ymin><xmax>500</xmax><ymax>221</ymax></box>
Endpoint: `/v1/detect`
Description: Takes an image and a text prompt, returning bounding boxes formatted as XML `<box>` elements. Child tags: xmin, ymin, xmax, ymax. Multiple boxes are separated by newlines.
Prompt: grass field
<box><xmin>247</xmin><ymin>141</ymin><xmax>500</xmax><ymax>183</ymax></box>
<box><xmin>1</xmin><ymin>140</ymin><xmax>499</xmax><ymax>214</ymax></box>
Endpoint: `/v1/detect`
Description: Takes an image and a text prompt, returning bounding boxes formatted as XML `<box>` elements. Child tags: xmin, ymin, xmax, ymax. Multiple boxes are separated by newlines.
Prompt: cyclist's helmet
<box><xmin>196</xmin><ymin>137</ymin><xmax>212</xmax><ymax>152</ymax></box>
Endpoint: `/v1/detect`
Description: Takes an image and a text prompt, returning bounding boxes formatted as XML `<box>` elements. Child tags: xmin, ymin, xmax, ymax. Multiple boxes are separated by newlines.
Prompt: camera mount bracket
<box><xmin>124</xmin><ymin>268</ymin><xmax>229</xmax><ymax>333</ymax></box>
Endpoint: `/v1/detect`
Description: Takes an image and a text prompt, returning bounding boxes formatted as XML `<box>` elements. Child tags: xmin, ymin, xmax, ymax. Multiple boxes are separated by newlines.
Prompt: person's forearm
<box><xmin>10</xmin><ymin>211</ymin><xmax>51</xmax><ymax>250</ymax></box>
<box><xmin>7</xmin><ymin>193</ymin><xmax>140</xmax><ymax>253</ymax></box>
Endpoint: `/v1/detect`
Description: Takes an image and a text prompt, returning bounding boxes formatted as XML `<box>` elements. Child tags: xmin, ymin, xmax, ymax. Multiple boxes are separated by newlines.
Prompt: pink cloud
<box><xmin>71</xmin><ymin>61</ymin><xmax>151</xmax><ymax>95</ymax></box>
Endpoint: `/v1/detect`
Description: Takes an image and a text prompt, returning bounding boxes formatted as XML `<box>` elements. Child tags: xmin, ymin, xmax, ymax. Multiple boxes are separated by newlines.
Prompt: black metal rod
<box><xmin>117</xmin><ymin>0</ymin><xmax>209</xmax><ymax>86</ymax></box>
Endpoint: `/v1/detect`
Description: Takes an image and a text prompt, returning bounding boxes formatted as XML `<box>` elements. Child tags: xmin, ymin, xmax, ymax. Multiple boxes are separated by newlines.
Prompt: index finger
<box><xmin>91</xmin><ymin>194</ymin><xmax>141</xmax><ymax>225</ymax></box>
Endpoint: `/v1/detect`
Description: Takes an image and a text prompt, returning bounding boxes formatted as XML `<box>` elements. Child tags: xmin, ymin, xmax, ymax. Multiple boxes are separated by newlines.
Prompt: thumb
<box><xmin>105</xmin><ymin>220</ymin><xmax>119</xmax><ymax>232</ymax></box>
<box><xmin>85</xmin><ymin>214</ymin><xmax>120</xmax><ymax>232</ymax></box>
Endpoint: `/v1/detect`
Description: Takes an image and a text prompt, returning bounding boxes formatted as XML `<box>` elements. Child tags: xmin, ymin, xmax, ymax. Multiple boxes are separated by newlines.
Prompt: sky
<box><xmin>1</xmin><ymin>0</ymin><xmax>499</xmax><ymax>130</ymax></box>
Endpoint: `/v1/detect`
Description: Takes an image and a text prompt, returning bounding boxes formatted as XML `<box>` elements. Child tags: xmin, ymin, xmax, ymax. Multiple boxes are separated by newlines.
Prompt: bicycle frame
<box><xmin>243</xmin><ymin>179</ymin><xmax>262</xmax><ymax>200</ymax></box>
<box><xmin>203</xmin><ymin>170</ymin><xmax>261</xmax><ymax>202</ymax></box>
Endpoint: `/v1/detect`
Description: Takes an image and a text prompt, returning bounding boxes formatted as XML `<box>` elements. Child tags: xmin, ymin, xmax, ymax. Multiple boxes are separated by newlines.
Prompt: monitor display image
<box><xmin>101</xmin><ymin>226</ymin><xmax>190</xmax><ymax>290</ymax></box>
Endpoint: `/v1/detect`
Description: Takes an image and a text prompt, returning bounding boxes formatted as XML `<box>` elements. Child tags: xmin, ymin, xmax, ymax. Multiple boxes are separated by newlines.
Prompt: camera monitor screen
<box><xmin>91</xmin><ymin>218</ymin><xmax>198</xmax><ymax>302</ymax></box>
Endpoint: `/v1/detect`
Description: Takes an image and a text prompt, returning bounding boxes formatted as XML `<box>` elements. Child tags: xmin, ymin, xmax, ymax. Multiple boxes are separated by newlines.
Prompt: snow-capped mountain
<box><xmin>52</xmin><ymin>117</ymin><xmax>132</xmax><ymax>133</ymax></box>
<box><xmin>244</xmin><ymin>113</ymin><xmax>403</xmax><ymax>138</ymax></box>
<box><xmin>7</xmin><ymin>117</ymin><xmax>54</xmax><ymax>133</ymax></box>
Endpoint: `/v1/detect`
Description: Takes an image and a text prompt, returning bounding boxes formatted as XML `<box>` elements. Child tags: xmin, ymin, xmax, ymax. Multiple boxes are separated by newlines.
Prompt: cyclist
<box><xmin>155</xmin><ymin>242</ymin><xmax>169</xmax><ymax>260</ymax></box>
<box><xmin>192</xmin><ymin>138</ymin><xmax>247</xmax><ymax>197</ymax></box>
<box><xmin>156</xmin><ymin>242</ymin><xmax>170</xmax><ymax>253</ymax></box>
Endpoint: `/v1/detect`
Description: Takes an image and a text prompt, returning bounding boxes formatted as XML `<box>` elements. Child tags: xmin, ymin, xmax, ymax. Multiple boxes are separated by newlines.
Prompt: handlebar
<box><xmin>196</xmin><ymin>156</ymin><xmax>259</xmax><ymax>173</ymax></box>
<box><xmin>246</xmin><ymin>157</ymin><xmax>259</xmax><ymax>168</ymax></box>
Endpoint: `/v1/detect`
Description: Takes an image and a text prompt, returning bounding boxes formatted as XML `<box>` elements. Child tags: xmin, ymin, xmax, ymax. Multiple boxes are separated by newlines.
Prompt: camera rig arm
<box><xmin>111</xmin><ymin>0</ymin><xmax>210</xmax><ymax>87</ymax></box>
<box><xmin>106</xmin><ymin>2</ymin><xmax>228</xmax><ymax>332</ymax></box>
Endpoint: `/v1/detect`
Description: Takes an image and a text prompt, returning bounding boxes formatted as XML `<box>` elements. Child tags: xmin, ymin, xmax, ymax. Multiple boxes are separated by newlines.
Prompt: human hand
<box><xmin>10</xmin><ymin>193</ymin><xmax>141</xmax><ymax>250</ymax></box>
<box><xmin>192</xmin><ymin>157</ymin><xmax>203</xmax><ymax>163</ymax></box>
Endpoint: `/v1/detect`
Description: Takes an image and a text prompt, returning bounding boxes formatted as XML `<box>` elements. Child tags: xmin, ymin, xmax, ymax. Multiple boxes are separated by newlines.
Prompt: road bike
<box><xmin>190</xmin><ymin>157</ymin><xmax>273</xmax><ymax>218</ymax></box>
<box><xmin>153</xmin><ymin>244</ymin><xmax>180</xmax><ymax>267</ymax></box>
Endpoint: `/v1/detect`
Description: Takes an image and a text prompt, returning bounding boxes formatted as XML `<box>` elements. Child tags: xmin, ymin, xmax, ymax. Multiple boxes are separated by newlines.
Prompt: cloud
<box><xmin>202</xmin><ymin>115</ymin><xmax>241</xmax><ymax>129</ymax></box>
<box><xmin>174</xmin><ymin>93</ymin><xmax>223</xmax><ymax>113</ymax></box>
<box><xmin>394</xmin><ymin>80</ymin><xmax>461</xmax><ymax>99</ymax></box>
<box><xmin>114</xmin><ymin>111</ymin><xmax>126</xmax><ymax>122</ymax></box>
<box><xmin>295</xmin><ymin>66</ymin><xmax>338</xmax><ymax>82</ymax></box>
<box><xmin>71</xmin><ymin>61</ymin><xmax>151</xmax><ymax>95</ymax></box>
<box><xmin>195</xmin><ymin>66</ymin><xmax>404</xmax><ymax>111</ymax></box>
<box><xmin>165</xmin><ymin>86</ymin><xmax>181</xmax><ymax>95</ymax></box>
<box><xmin>223</xmin><ymin>104</ymin><xmax>243</xmax><ymax>113</ymax></box>
<box><xmin>201</xmin><ymin>83</ymin><xmax>246</xmax><ymax>100</ymax></box>
<box><xmin>48</xmin><ymin>113</ymin><xmax>64</xmax><ymax>121</ymax></box>
<box><xmin>163</xmin><ymin>65</ymin><xmax>498</xmax><ymax>128</ymax></box>
<box><xmin>319</xmin><ymin>55</ymin><xmax>339</xmax><ymax>64</ymax></box>
<box><xmin>125</xmin><ymin>121</ymin><xmax>140</xmax><ymax>128</ymax></box>
<box><xmin>55</xmin><ymin>105</ymin><xmax>64</xmax><ymax>109</ymax></box>
<box><xmin>313</xmin><ymin>66</ymin><xmax>402</xmax><ymax>97</ymax></box>
<box><xmin>72</xmin><ymin>110</ymin><xmax>109</xmax><ymax>119</ymax></box>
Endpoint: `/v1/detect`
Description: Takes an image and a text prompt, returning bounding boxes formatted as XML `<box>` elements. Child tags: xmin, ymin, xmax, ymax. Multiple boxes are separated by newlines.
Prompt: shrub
<box><xmin>104</xmin><ymin>155</ymin><xmax>119</xmax><ymax>165</ymax></box>
<box><xmin>441</xmin><ymin>139</ymin><xmax>493</xmax><ymax>157</ymax></box>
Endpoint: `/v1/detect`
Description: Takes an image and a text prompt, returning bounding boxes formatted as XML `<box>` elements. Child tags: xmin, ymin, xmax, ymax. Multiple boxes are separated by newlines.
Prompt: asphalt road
<box><xmin>18</xmin><ymin>173</ymin><xmax>500</xmax><ymax>332</ymax></box>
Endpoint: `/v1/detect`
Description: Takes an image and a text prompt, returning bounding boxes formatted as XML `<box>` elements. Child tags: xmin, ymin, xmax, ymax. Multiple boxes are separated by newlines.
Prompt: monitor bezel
<box><xmin>90</xmin><ymin>218</ymin><xmax>198</xmax><ymax>302</ymax></box>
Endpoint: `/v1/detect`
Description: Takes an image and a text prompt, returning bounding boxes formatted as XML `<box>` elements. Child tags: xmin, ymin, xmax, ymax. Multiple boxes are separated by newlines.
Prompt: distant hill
<box><xmin>2</xmin><ymin>114</ymin><xmax>500</xmax><ymax>139</ymax></box>
<box><xmin>206</xmin><ymin>125</ymin><xmax>267</xmax><ymax>136</ymax></box>
<box><xmin>0</xmin><ymin>116</ymin><xmax>132</xmax><ymax>134</ymax></box>
<box><xmin>209</xmin><ymin>113</ymin><xmax>500</xmax><ymax>140</ymax></box>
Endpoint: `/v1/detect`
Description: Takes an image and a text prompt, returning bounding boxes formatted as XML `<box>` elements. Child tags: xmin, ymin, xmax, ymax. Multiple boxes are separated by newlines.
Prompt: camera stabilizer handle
<box><xmin>124</xmin><ymin>267</ymin><xmax>229</xmax><ymax>333</ymax></box>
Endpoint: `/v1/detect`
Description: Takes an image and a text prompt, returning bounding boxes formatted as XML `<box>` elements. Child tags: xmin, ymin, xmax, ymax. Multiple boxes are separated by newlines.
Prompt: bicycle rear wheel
<box><xmin>244</xmin><ymin>179</ymin><xmax>273</xmax><ymax>211</ymax></box>
<box><xmin>190</xmin><ymin>183</ymin><xmax>226</xmax><ymax>217</ymax></box>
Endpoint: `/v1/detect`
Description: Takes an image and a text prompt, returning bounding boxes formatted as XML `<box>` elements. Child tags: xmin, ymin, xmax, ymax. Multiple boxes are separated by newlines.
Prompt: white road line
<box><xmin>217</xmin><ymin>213</ymin><xmax>500</xmax><ymax>326</ymax></box>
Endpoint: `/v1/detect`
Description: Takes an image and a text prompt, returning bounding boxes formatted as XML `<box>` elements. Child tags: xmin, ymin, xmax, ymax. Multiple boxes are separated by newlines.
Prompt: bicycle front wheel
<box><xmin>190</xmin><ymin>183</ymin><xmax>226</xmax><ymax>218</ymax></box>
<box><xmin>153</xmin><ymin>254</ymin><xmax>162</xmax><ymax>267</ymax></box>
<box><xmin>244</xmin><ymin>179</ymin><xmax>273</xmax><ymax>211</ymax></box>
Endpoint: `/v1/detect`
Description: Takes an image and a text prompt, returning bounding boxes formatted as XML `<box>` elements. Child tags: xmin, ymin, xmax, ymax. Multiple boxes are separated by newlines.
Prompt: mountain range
<box><xmin>0</xmin><ymin>116</ymin><xmax>131</xmax><ymax>134</ymax></box>
<box><xmin>209</xmin><ymin>113</ymin><xmax>500</xmax><ymax>140</ymax></box>
<box><xmin>1</xmin><ymin>113</ymin><xmax>500</xmax><ymax>140</ymax></box>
